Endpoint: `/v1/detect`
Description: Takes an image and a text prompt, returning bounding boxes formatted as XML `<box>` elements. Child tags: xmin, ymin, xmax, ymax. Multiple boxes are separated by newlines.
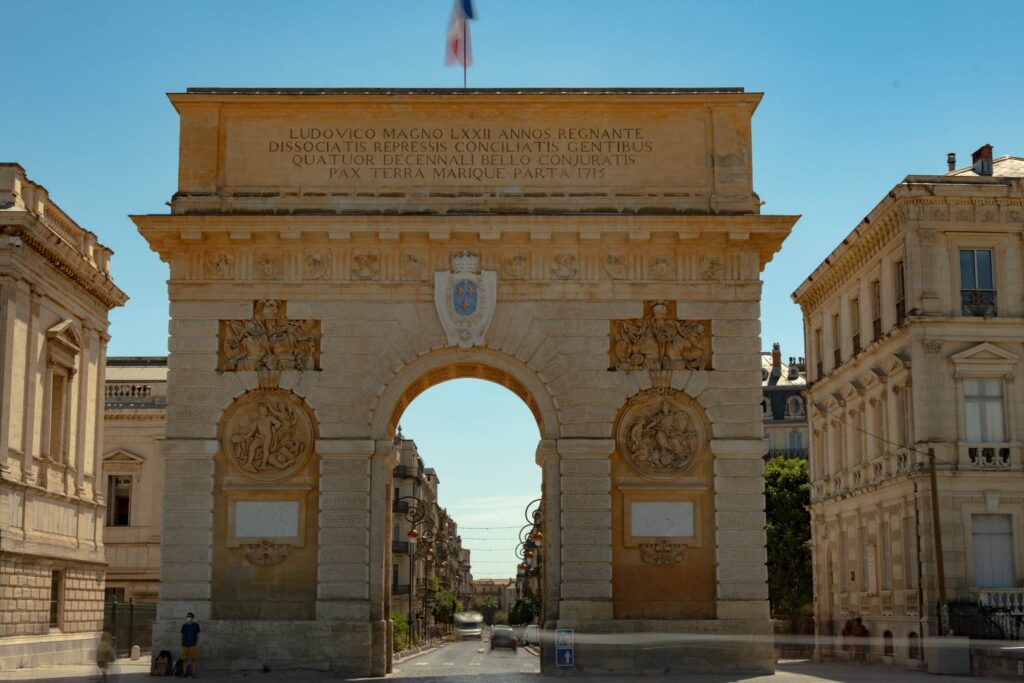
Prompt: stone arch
<box><xmin>371</xmin><ymin>346</ymin><xmax>560</xmax><ymax>441</ymax></box>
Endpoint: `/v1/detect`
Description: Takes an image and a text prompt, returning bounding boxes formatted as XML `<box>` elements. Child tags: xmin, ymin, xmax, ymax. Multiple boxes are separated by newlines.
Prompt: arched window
<box><xmin>883</xmin><ymin>630</ymin><xmax>894</xmax><ymax>656</ymax></box>
<box><xmin>908</xmin><ymin>632</ymin><xmax>921</xmax><ymax>659</ymax></box>
<box><xmin>786</xmin><ymin>395</ymin><xmax>804</xmax><ymax>418</ymax></box>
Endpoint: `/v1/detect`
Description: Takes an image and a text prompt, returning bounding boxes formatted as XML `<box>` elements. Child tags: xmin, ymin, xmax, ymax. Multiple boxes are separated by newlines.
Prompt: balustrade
<box><xmin>975</xmin><ymin>588</ymin><xmax>1024</xmax><ymax>615</ymax></box>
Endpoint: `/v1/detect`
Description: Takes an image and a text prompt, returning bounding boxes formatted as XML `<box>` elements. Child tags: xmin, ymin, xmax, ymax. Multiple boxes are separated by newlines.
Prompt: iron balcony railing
<box><xmin>767</xmin><ymin>448</ymin><xmax>808</xmax><ymax>460</ymax></box>
<box><xmin>961</xmin><ymin>289</ymin><xmax>997</xmax><ymax>317</ymax></box>
<box><xmin>392</xmin><ymin>541</ymin><xmax>409</xmax><ymax>555</ymax></box>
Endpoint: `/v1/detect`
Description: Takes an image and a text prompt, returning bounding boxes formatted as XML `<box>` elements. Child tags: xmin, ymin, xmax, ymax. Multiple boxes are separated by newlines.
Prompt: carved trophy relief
<box><xmin>402</xmin><ymin>253</ymin><xmax>429</xmax><ymax>282</ymax></box>
<box><xmin>221</xmin><ymin>389</ymin><xmax>315</xmax><ymax>482</ymax></box>
<box><xmin>603</xmin><ymin>253</ymin><xmax>627</xmax><ymax>279</ymax></box>
<box><xmin>502</xmin><ymin>253</ymin><xmax>530</xmax><ymax>280</ymax></box>
<box><xmin>639</xmin><ymin>539</ymin><xmax>685</xmax><ymax>565</ymax></box>
<box><xmin>1008</xmin><ymin>208</ymin><xmax>1023</xmax><ymax>222</ymax></box>
<box><xmin>352</xmin><ymin>252</ymin><xmax>380</xmax><ymax>281</ymax></box>
<box><xmin>205</xmin><ymin>253</ymin><xmax>235</xmax><ymax>280</ymax></box>
<box><xmin>219</xmin><ymin>299</ymin><xmax>321</xmax><ymax>373</ymax></box>
<box><xmin>303</xmin><ymin>253</ymin><xmax>331</xmax><ymax>280</ymax></box>
<box><xmin>551</xmin><ymin>253</ymin><xmax>579</xmax><ymax>280</ymax></box>
<box><xmin>648</xmin><ymin>255</ymin><xmax>675</xmax><ymax>280</ymax></box>
<box><xmin>616</xmin><ymin>390</ymin><xmax>706</xmax><ymax>479</ymax></box>
<box><xmin>609</xmin><ymin>300</ymin><xmax>710</xmax><ymax>372</ymax></box>
<box><xmin>699</xmin><ymin>255</ymin><xmax>724</xmax><ymax>281</ymax></box>
<box><xmin>255</xmin><ymin>253</ymin><xmax>283</xmax><ymax>280</ymax></box>
<box><xmin>242</xmin><ymin>540</ymin><xmax>290</xmax><ymax>566</ymax></box>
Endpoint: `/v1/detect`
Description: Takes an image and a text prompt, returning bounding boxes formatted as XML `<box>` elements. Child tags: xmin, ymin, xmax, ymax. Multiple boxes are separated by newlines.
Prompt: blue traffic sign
<box><xmin>556</xmin><ymin>647</ymin><xmax>574</xmax><ymax>667</ymax></box>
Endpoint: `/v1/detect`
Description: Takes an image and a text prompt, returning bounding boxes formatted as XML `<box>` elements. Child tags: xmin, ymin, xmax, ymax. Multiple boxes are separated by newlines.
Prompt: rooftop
<box><xmin>183</xmin><ymin>87</ymin><xmax>746</xmax><ymax>96</ymax></box>
<box><xmin>946</xmin><ymin>155</ymin><xmax>1024</xmax><ymax>178</ymax></box>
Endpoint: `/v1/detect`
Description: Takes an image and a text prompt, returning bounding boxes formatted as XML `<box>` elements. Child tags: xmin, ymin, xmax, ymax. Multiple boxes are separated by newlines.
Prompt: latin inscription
<box><xmin>265</xmin><ymin>126</ymin><xmax>655</xmax><ymax>183</ymax></box>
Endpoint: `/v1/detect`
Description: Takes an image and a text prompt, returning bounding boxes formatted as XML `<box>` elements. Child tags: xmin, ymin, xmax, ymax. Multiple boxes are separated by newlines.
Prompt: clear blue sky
<box><xmin>4</xmin><ymin>1</ymin><xmax>1022</xmax><ymax>577</ymax></box>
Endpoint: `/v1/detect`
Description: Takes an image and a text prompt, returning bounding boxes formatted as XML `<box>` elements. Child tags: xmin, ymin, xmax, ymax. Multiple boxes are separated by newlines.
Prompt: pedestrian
<box><xmin>180</xmin><ymin>612</ymin><xmax>201</xmax><ymax>678</ymax></box>
<box><xmin>852</xmin><ymin>617</ymin><xmax>870</xmax><ymax>663</ymax></box>
<box><xmin>95</xmin><ymin>632</ymin><xmax>115</xmax><ymax>683</ymax></box>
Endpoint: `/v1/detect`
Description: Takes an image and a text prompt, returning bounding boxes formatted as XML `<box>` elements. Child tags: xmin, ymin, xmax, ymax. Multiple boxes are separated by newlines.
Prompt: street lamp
<box><xmin>515</xmin><ymin>498</ymin><xmax>543</xmax><ymax>622</ymax></box>
<box><xmin>397</xmin><ymin>495</ymin><xmax>440</xmax><ymax>644</ymax></box>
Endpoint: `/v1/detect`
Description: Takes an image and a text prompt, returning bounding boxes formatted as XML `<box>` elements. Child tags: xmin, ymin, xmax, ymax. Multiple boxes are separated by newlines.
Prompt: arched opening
<box><xmin>379</xmin><ymin>355</ymin><xmax>549</xmax><ymax>673</ymax></box>
<box><xmin>908</xmin><ymin>632</ymin><xmax>921</xmax><ymax>660</ymax></box>
<box><xmin>883</xmin><ymin>630</ymin><xmax>894</xmax><ymax>656</ymax></box>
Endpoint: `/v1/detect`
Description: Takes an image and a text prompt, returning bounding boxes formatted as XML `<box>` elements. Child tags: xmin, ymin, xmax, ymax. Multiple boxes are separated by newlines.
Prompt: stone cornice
<box><xmin>2</xmin><ymin>214</ymin><xmax>128</xmax><ymax>309</ymax></box>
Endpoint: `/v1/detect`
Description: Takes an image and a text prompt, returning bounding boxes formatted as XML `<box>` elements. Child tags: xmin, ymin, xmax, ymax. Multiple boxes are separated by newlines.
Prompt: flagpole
<box><xmin>462</xmin><ymin>21</ymin><xmax>467</xmax><ymax>88</ymax></box>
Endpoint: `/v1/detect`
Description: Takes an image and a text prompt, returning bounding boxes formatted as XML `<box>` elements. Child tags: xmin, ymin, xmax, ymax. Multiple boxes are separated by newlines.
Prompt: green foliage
<box><xmin>479</xmin><ymin>596</ymin><xmax>499</xmax><ymax>625</ymax></box>
<box><xmin>431</xmin><ymin>589</ymin><xmax>461</xmax><ymax>625</ymax></box>
<box><xmin>391</xmin><ymin>611</ymin><xmax>410</xmax><ymax>651</ymax></box>
<box><xmin>508</xmin><ymin>597</ymin><xmax>539</xmax><ymax>625</ymax></box>
<box><xmin>764</xmin><ymin>456</ymin><xmax>813</xmax><ymax>617</ymax></box>
<box><xmin>494</xmin><ymin>610</ymin><xmax>508</xmax><ymax>625</ymax></box>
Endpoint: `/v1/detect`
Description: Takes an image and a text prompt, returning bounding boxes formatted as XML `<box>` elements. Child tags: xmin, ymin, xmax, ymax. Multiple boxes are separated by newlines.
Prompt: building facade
<box><xmin>793</xmin><ymin>148</ymin><xmax>1024</xmax><ymax>666</ymax></box>
<box><xmin>0</xmin><ymin>165</ymin><xmax>127</xmax><ymax>670</ymax></box>
<box><xmin>762</xmin><ymin>343</ymin><xmax>808</xmax><ymax>459</ymax></box>
<box><xmin>102</xmin><ymin>357</ymin><xmax>168</xmax><ymax>604</ymax></box>
<box><xmin>471</xmin><ymin>578</ymin><xmax>517</xmax><ymax>617</ymax></box>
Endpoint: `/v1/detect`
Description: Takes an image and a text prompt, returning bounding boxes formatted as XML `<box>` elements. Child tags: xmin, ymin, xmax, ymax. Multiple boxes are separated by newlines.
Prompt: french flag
<box><xmin>445</xmin><ymin>0</ymin><xmax>476</xmax><ymax>67</ymax></box>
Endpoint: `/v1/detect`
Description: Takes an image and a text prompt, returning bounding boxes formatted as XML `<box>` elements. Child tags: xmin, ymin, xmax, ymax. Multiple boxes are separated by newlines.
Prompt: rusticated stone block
<box><xmin>560</xmin><ymin>493</ymin><xmax>611</xmax><ymax>511</ymax></box>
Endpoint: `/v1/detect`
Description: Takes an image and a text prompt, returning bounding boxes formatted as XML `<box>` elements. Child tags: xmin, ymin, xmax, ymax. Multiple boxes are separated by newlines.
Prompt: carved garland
<box><xmin>241</xmin><ymin>540</ymin><xmax>289</xmax><ymax>566</ymax></box>
<box><xmin>639</xmin><ymin>539</ymin><xmax>685</xmax><ymax>565</ymax></box>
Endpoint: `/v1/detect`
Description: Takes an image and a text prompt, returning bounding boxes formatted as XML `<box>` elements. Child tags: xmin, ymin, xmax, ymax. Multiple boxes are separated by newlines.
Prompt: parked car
<box><xmin>524</xmin><ymin>624</ymin><xmax>540</xmax><ymax>646</ymax></box>
<box><xmin>490</xmin><ymin>625</ymin><xmax>518</xmax><ymax>652</ymax></box>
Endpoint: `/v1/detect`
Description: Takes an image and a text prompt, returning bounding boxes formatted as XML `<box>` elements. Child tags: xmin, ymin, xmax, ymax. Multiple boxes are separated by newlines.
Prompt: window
<box><xmin>106</xmin><ymin>475</ymin><xmax>131</xmax><ymax>526</ymax></box>
<box><xmin>104</xmin><ymin>587</ymin><xmax>125</xmax><ymax>604</ymax></box>
<box><xmin>814</xmin><ymin>328</ymin><xmax>823</xmax><ymax>378</ymax></box>
<box><xmin>863</xmin><ymin>543</ymin><xmax>878</xmax><ymax>594</ymax></box>
<box><xmin>49</xmin><ymin>570</ymin><xmax>63</xmax><ymax>629</ymax></box>
<box><xmin>894</xmin><ymin>261</ymin><xmax>906</xmax><ymax>324</ymax></box>
<box><xmin>904</xmin><ymin>517</ymin><xmax>919</xmax><ymax>589</ymax></box>
<box><xmin>908</xmin><ymin>632</ymin><xmax>922</xmax><ymax>660</ymax></box>
<box><xmin>883</xmin><ymin>631</ymin><xmax>894</xmax><ymax>657</ymax></box>
<box><xmin>392</xmin><ymin>564</ymin><xmax>400</xmax><ymax>589</ymax></box>
<box><xmin>880</xmin><ymin>521</ymin><xmax>893</xmax><ymax>591</ymax></box>
<box><xmin>964</xmin><ymin>378</ymin><xmax>1005</xmax><ymax>443</ymax></box>
<box><xmin>896</xmin><ymin>387</ymin><xmax>911</xmax><ymax>448</ymax></box>
<box><xmin>786</xmin><ymin>396</ymin><xmax>803</xmax><ymax>418</ymax></box>
<box><xmin>960</xmin><ymin>248</ymin><xmax>996</xmax><ymax>316</ymax></box>
<box><xmin>871</xmin><ymin>280</ymin><xmax>882</xmax><ymax>341</ymax></box>
<box><xmin>832</xmin><ymin>314</ymin><xmax>841</xmax><ymax>368</ymax></box>
<box><xmin>850</xmin><ymin>298</ymin><xmax>861</xmax><ymax>355</ymax></box>
<box><xmin>971</xmin><ymin>514</ymin><xmax>1015</xmax><ymax>588</ymax></box>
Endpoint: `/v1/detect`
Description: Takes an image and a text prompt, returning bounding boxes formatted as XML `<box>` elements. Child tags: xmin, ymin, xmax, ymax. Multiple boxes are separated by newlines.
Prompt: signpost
<box><xmin>555</xmin><ymin>628</ymin><xmax>574</xmax><ymax>667</ymax></box>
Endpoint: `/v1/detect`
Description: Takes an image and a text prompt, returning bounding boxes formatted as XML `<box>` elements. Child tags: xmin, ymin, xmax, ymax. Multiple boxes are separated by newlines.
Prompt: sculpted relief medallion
<box><xmin>219</xmin><ymin>299</ymin><xmax>321</xmax><ymax>373</ymax></box>
<box><xmin>221</xmin><ymin>389</ymin><xmax>315</xmax><ymax>482</ymax></box>
<box><xmin>616</xmin><ymin>390</ymin><xmax>706</xmax><ymax>479</ymax></box>
<box><xmin>610</xmin><ymin>300</ymin><xmax>710</xmax><ymax>372</ymax></box>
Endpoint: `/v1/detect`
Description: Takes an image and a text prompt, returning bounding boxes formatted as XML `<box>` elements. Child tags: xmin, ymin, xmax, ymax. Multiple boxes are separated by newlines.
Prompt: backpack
<box><xmin>173</xmin><ymin>659</ymin><xmax>184</xmax><ymax>677</ymax></box>
<box><xmin>151</xmin><ymin>650</ymin><xmax>173</xmax><ymax>676</ymax></box>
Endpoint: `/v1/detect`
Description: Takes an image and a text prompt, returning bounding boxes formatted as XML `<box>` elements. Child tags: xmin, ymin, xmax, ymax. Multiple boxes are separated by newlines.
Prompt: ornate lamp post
<box><xmin>398</xmin><ymin>495</ymin><xmax>439</xmax><ymax>644</ymax></box>
<box><xmin>515</xmin><ymin>498</ymin><xmax>543</xmax><ymax>622</ymax></box>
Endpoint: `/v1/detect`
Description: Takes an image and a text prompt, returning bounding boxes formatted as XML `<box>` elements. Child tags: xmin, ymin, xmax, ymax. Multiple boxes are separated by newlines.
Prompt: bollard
<box><xmin>131</xmin><ymin>645</ymin><xmax>141</xmax><ymax>660</ymax></box>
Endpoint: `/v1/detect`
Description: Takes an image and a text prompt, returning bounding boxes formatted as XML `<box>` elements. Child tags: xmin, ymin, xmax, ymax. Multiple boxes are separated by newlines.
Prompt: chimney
<box><xmin>947</xmin><ymin>152</ymin><xmax>956</xmax><ymax>172</ymax></box>
<box><xmin>771</xmin><ymin>342</ymin><xmax>781</xmax><ymax>369</ymax></box>
<box><xmin>972</xmin><ymin>144</ymin><xmax>994</xmax><ymax>176</ymax></box>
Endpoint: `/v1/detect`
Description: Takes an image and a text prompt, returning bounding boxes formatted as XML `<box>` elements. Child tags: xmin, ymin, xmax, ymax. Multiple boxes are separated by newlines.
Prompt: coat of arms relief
<box><xmin>434</xmin><ymin>251</ymin><xmax>496</xmax><ymax>349</ymax></box>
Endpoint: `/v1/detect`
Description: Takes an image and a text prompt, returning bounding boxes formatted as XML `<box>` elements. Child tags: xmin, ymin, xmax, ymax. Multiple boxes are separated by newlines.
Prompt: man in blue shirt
<box><xmin>180</xmin><ymin>612</ymin><xmax>201</xmax><ymax>677</ymax></box>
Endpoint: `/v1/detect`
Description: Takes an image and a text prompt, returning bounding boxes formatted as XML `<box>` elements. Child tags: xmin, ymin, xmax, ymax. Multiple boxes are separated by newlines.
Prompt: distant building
<box><xmin>762</xmin><ymin>342</ymin><xmax>808</xmax><ymax>459</ymax></box>
<box><xmin>101</xmin><ymin>357</ymin><xmax>168</xmax><ymax>603</ymax></box>
<box><xmin>471</xmin><ymin>578</ymin><xmax>516</xmax><ymax>617</ymax></box>
<box><xmin>793</xmin><ymin>146</ymin><xmax>1024</xmax><ymax>666</ymax></box>
<box><xmin>0</xmin><ymin>165</ymin><xmax>127</xmax><ymax>670</ymax></box>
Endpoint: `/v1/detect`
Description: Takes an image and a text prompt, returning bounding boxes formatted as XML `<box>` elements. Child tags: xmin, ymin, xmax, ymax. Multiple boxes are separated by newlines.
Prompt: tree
<box><xmin>391</xmin><ymin>611</ymin><xmax>410</xmax><ymax>651</ymax></box>
<box><xmin>479</xmin><ymin>596</ymin><xmax>499</xmax><ymax>625</ymax></box>
<box><xmin>432</xmin><ymin>589</ymin><xmax>462</xmax><ymax>625</ymax></box>
<box><xmin>508</xmin><ymin>597</ymin><xmax>538</xmax><ymax>625</ymax></box>
<box><xmin>764</xmin><ymin>456</ymin><xmax>813</xmax><ymax>617</ymax></box>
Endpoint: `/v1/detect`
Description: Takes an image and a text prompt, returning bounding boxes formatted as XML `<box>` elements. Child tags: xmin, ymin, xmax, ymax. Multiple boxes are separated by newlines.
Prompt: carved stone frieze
<box><xmin>352</xmin><ymin>252</ymin><xmax>380</xmax><ymax>281</ymax></box>
<box><xmin>255</xmin><ymin>252</ymin><xmax>284</xmax><ymax>280</ymax></box>
<box><xmin>648</xmin><ymin>255</ymin><xmax>675</xmax><ymax>280</ymax></box>
<box><xmin>241</xmin><ymin>539</ymin><xmax>290</xmax><ymax>566</ymax></box>
<box><xmin>303</xmin><ymin>253</ymin><xmax>331</xmax><ymax>280</ymax></box>
<box><xmin>219</xmin><ymin>300</ymin><xmax>321</xmax><ymax>372</ymax></box>
<box><xmin>205</xmin><ymin>253</ymin><xmax>234</xmax><ymax>279</ymax></box>
<box><xmin>402</xmin><ymin>253</ymin><xmax>429</xmax><ymax>281</ymax></box>
<box><xmin>699</xmin><ymin>255</ymin><xmax>723</xmax><ymax>280</ymax></box>
<box><xmin>221</xmin><ymin>388</ymin><xmax>315</xmax><ymax>482</ymax></box>
<box><xmin>639</xmin><ymin>539</ymin><xmax>684</xmax><ymax>564</ymax></box>
<box><xmin>610</xmin><ymin>300</ymin><xmax>710</xmax><ymax>372</ymax></box>
<box><xmin>616</xmin><ymin>389</ymin><xmax>706</xmax><ymax>479</ymax></box>
<box><xmin>603</xmin><ymin>253</ymin><xmax>627</xmax><ymax>279</ymax></box>
<box><xmin>551</xmin><ymin>253</ymin><xmax>579</xmax><ymax>280</ymax></box>
<box><xmin>502</xmin><ymin>253</ymin><xmax>529</xmax><ymax>279</ymax></box>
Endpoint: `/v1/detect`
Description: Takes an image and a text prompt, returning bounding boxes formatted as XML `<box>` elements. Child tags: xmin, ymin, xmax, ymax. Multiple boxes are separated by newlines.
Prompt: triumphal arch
<box><xmin>134</xmin><ymin>88</ymin><xmax>796</xmax><ymax>676</ymax></box>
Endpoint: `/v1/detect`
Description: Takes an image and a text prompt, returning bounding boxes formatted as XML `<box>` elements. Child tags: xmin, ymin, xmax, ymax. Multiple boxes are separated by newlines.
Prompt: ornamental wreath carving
<box><xmin>219</xmin><ymin>300</ymin><xmax>321</xmax><ymax>373</ymax></box>
<box><xmin>639</xmin><ymin>539</ymin><xmax>685</xmax><ymax>564</ymax></box>
<box><xmin>241</xmin><ymin>540</ymin><xmax>290</xmax><ymax>566</ymax></box>
<box><xmin>221</xmin><ymin>389</ymin><xmax>315</xmax><ymax>482</ymax></box>
<box><xmin>609</xmin><ymin>300</ymin><xmax>710</xmax><ymax>371</ymax></box>
<box><xmin>616</xmin><ymin>390</ymin><xmax>706</xmax><ymax>479</ymax></box>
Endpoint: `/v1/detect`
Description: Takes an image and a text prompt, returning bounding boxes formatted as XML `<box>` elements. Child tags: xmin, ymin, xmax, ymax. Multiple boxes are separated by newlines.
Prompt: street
<box><xmin>393</xmin><ymin>636</ymin><xmax>540</xmax><ymax>679</ymax></box>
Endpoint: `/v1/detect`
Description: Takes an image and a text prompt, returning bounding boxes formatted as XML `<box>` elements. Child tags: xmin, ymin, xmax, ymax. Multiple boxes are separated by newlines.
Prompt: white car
<box><xmin>524</xmin><ymin>624</ymin><xmax>540</xmax><ymax>645</ymax></box>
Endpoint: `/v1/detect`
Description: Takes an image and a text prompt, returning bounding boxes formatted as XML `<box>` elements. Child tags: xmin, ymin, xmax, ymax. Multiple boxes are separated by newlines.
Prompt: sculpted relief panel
<box><xmin>221</xmin><ymin>389</ymin><xmax>315</xmax><ymax>482</ymax></box>
<box><xmin>219</xmin><ymin>299</ymin><xmax>321</xmax><ymax>373</ymax></box>
<box><xmin>615</xmin><ymin>390</ymin><xmax>707</xmax><ymax>479</ymax></box>
<box><xmin>610</xmin><ymin>300</ymin><xmax>710</xmax><ymax>372</ymax></box>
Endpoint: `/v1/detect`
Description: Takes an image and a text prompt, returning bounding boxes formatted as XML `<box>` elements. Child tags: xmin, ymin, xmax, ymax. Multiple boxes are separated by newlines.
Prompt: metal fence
<box><xmin>103</xmin><ymin>600</ymin><xmax>158</xmax><ymax>657</ymax></box>
<box><xmin>946</xmin><ymin>600</ymin><xmax>1024</xmax><ymax>641</ymax></box>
